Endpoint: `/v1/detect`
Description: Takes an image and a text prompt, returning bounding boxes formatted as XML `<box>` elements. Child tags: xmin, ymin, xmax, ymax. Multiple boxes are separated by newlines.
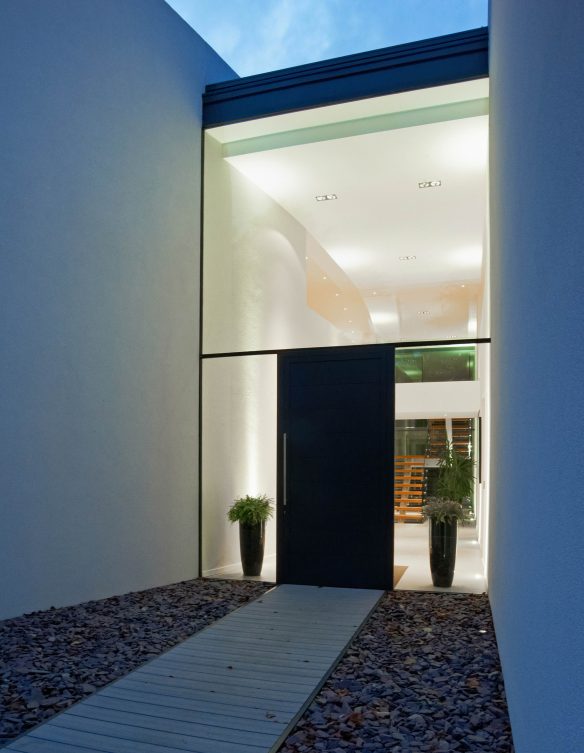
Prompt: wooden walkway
<box><xmin>5</xmin><ymin>585</ymin><xmax>383</xmax><ymax>753</ymax></box>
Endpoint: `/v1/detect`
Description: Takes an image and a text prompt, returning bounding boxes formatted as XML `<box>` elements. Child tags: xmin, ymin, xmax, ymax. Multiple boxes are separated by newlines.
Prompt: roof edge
<box><xmin>203</xmin><ymin>27</ymin><xmax>489</xmax><ymax>128</ymax></box>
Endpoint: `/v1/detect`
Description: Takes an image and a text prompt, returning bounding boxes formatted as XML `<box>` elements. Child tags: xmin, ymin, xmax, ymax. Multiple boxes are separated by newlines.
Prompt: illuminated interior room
<box><xmin>200</xmin><ymin>78</ymin><xmax>490</xmax><ymax>591</ymax></box>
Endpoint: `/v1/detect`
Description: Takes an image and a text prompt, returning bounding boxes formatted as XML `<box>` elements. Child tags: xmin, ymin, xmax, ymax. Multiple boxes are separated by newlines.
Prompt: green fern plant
<box><xmin>227</xmin><ymin>494</ymin><xmax>274</xmax><ymax>526</ymax></box>
<box><xmin>437</xmin><ymin>441</ymin><xmax>475</xmax><ymax>503</ymax></box>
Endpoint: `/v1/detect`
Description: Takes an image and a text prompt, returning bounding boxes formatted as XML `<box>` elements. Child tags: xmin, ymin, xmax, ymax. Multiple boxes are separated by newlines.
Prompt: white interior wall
<box><xmin>201</xmin><ymin>149</ymin><xmax>344</xmax><ymax>573</ymax></box>
<box><xmin>477</xmin><ymin>343</ymin><xmax>491</xmax><ymax>576</ymax></box>
<box><xmin>203</xmin><ymin>135</ymin><xmax>348</xmax><ymax>355</ymax></box>
<box><xmin>202</xmin><ymin>356</ymin><xmax>278</xmax><ymax>574</ymax></box>
<box><xmin>476</xmin><ymin>197</ymin><xmax>491</xmax><ymax>566</ymax></box>
<box><xmin>0</xmin><ymin>0</ymin><xmax>234</xmax><ymax>620</ymax></box>
<box><xmin>395</xmin><ymin>381</ymin><xmax>480</xmax><ymax>419</ymax></box>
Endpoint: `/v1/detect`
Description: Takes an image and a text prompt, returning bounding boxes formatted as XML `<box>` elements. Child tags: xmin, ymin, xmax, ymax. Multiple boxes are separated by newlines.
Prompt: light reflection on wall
<box><xmin>204</xmin><ymin>134</ymin><xmax>347</xmax><ymax>354</ymax></box>
<box><xmin>202</xmin><ymin>356</ymin><xmax>277</xmax><ymax>576</ymax></box>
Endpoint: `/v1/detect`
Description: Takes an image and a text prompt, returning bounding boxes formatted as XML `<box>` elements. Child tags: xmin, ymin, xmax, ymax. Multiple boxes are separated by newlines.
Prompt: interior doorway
<box><xmin>392</xmin><ymin>344</ymin><xmax>489</xmax><ymax>591</ymax></box>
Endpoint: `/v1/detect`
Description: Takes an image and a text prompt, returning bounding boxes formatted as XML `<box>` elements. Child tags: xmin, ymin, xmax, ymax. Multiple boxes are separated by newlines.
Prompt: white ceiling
<box><xmin>210</xmin><ymin>81</ymin><xmax>489</xmax><ymax>342</ymax></box>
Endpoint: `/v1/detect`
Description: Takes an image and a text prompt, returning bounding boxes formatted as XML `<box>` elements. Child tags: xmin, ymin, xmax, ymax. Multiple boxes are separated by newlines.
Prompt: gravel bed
<box><xmin>0</xmin><ymin>578</ymin><xmax>271</xmax><ymax>744</ymax></box>
<box><xmin>1</xmin><ymin>584</ymin><xmax>513</xmax><ymax>753</ymax></box>
<box><xmin>279</xmin><ymin>591</ymin><xmax>514</xmax><ymax>753</ymax></box>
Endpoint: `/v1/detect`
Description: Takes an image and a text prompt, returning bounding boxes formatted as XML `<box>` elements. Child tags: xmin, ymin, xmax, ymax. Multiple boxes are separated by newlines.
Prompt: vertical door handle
<box><xmin>283</xmin><ymin>432</ymin><xmax>288</xmax><ymax>508</ymax></box>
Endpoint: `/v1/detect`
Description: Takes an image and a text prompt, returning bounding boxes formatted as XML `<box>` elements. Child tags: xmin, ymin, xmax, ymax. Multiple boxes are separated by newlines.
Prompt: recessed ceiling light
<box><xmin>372</xmin><ymin>291</ymin><xmax>377</xmax><ymax>296</ymax></box>
<box><xmin>322</xmin><ymin>275</ymin><xmax>327</xmax><ymax>280</ymax></box>
<box><xmin>315</xmin><ymin>193</ymin><xmax>338</xmax><ymax>201</ymax></box>
<box><xmin>343</xmin><ymin>307</ymin><xmax>348</xmax><ymax>311</ymax></box>
<box><xmin>399</xmin><ymin>255</ymin><xmax>416</xmax><ymax>261</ymax></box>
<box><xmin>461</xmin><ymin>284</ymin><xmax>466</xmax><ymax>288</ymax></box>
<box><xmin>418</xmin><ymin>180</ymin><xmax>442</xmax><ymax>189</ymax></box>
<box><xmin>335</xmin><ymin>292</ymin><xmax>340</xmax><ymax>297</ymax></box>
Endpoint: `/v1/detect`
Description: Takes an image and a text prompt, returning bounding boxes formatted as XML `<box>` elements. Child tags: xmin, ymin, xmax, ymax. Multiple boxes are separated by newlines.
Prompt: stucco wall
<box><xmin>0</xmin><ymin>0</ymin><xmax>235</xmax><ymax>619</ymax></box>
<box><xmin>490</xmin><ymin>2</ymin><xmax>584</xmax><ymax>750</ymax></box>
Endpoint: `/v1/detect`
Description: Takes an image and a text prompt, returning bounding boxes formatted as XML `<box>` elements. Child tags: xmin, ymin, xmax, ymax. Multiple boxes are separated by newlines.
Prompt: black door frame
<box><xmin>276</xmin><ymin>344</ymin><xmax>395</xmax><ymax>590</ymax></box>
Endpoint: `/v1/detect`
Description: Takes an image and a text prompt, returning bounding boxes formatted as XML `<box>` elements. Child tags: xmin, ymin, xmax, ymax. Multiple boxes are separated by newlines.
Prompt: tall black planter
<box><xmin>429</xmin><ymin>519</ymin><xmax>457</xmax><ymax>587</ymax></box>
<box><xmin>239</xmin><ymin>521</ymin><xmax>265</xmax><ymax>576</ymax></box>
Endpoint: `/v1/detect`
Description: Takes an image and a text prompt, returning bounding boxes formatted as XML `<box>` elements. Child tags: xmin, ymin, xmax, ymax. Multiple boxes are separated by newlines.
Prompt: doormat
<box><xmin>393</xmin><ymin>565</ymin><xmax>408</xmax><ymax>586</ymax></box>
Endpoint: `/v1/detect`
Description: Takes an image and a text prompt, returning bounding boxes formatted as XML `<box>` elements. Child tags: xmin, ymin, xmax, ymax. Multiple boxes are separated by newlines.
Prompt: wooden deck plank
<box><xmin>138</xmin><ymin>663</ymin><xmax>318</xmax><ymax>690</ymax></box>
<box><xmin>146</xmin><ymin>647</ymin><xmax>328</xmax><ymax>669</ymax></box>
<box><xmin>124</xmin><ymin>671</ymin><xmax>310</xmax><ymax>701</ymax></box>
<box><xmin>167</xmin><ymin>648</ymin><xmax>332</xmax><ymax>671</ymax></box>
<box><xmin>113</xmin><ymin>678</ymin><xmax>301</xmax><ymax>711</ymax></box>
<box><xmin>192</xmin><ymin>624</ymin><xmax>346</xmax><ymax>644</ymax></box>
<box><xmin>38</xmin><ymin>714</ymin><xmax>265</xmax><ymax>753</ymax></box>
<box><xmin>83</xmin><ymin>694</ymin><xmax>288</xmax><ymax>734</ymax></box>
<box><xmin>189</xmin><ymin>633</ymin><xmax>340</xmax><ymax>653</ymax></box>
<box><xmin>31</xmin><ymin>722</ymin><xmax>262</xmax><ymax>753</ymax></box>
<box><xmin>219</xmin><ymin>609</ymin><xmax>363</xmax><ymax>624</ymax></box>
<box><xmin>98</xmin><ymin>686</ymin><xmax>291</xmax><ymax>723</ymax></box>
<box><xmin>5</xmin><ymin>739</ymin><xmax>104</xmax><ymax>753</ymax></box>
<box><xmin>66</xmin><ymin>703</ymin><xmax>277</xmax><ymax>746</ymax></box>
<box><xmin>150</xmin><ymin>658</ymin><xmax>324</xmax><ymax>683</ymax></box>
<box><xmin>173</xmin><ymin>637</ymin><xmax>335</xmax><ymax>658</ymax></box>
<box><xmin>178</xmin><ymin>633</ymin><xmax>338</xmax><ymax>654</ymax></box>
<box><xmin>110</xmin><ymin>679</ymin><xmax>296</xmax><ymax>711</ymax></box>
<box><xmin>207</xmin><ymin>619</ymin><xmax>357</xmax><ymax>636</ymax></box>
<box><xmin>9</xmin><ymin>585</ymin><xmax>382</xmax><ymax>753</ymax></box>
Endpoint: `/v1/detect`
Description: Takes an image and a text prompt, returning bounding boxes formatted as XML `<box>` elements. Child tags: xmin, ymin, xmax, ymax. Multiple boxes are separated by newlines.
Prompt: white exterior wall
<box><xmin>490</xmin><ymin>2</ymin><xmax>584</xmax><ymax>750</ymax></box>
<box><xmin>0</xmin><ymin>0</ymin><xmax>234</xmax><ymax>619</ymax></box>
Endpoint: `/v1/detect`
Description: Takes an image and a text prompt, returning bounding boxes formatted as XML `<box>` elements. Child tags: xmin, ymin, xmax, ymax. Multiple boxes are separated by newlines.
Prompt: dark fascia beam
<box><xmin>203</xmin><ymin>27</ymin><xmax>488</xmax><ymax>128</ymax></box>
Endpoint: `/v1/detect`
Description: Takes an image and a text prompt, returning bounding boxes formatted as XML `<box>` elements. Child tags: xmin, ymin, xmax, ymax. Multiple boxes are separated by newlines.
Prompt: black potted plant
<box><xmin>422</xmin><ymin>442</ymin><xmax>474</xmax><ymax>587</ymax></box>
<box><xmin>227</xmin><ymin>494</ymin><xmax>274</xmax><ymax>576</ymax></box>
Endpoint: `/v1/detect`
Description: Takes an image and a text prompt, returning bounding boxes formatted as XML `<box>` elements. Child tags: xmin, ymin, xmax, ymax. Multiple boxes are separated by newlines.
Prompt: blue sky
<box><xmin>166</xmin><ymin>0</ymin><xmax>488</xmax><ymax>77</ymax></box>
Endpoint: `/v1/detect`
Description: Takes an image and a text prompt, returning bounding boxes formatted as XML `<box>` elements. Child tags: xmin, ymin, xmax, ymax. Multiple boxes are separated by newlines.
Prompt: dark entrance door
<box><xmin>277</xmin><ymin>345</ymin><xmax>394</xmax><ymax>589</ymax></box>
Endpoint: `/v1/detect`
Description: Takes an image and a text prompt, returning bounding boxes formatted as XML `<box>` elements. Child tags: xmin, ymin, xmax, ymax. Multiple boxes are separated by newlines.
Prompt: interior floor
<box><xmin>204</xmin><ymin>521</ymin><xmax>486</xmax><ymax>593</ymax></box>
<box><xmin>394</xmin><ymin>520</ymin><xmax>486</xmax><ymax>593</ymax></box>
<box><xmin>204</xmin><ymin>554</ymin><xmax>277</xmax><ymax>583</ymax></box>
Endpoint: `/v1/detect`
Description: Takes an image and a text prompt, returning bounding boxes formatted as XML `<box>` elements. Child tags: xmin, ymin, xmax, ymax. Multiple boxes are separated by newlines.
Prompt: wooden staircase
<box><xmin>426</xmin><ymin>418</ymin><xmax>473</xmax><ymax>459</ymax></box>
<box><xmin>394</xmin><ymin>454</ymin><xmax>426</xmax><ymax>523</ymax></box>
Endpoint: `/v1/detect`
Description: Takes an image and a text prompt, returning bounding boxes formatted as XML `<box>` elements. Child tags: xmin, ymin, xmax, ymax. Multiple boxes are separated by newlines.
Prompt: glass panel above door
<box><xmin>203</xmin><ymin>81</ymin><xmax>490</xmax><ymax>355</ymax></box>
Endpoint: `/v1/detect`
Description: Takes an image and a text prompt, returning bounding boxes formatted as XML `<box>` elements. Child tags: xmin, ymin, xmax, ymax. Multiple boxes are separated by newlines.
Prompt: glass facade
<box><xmin>201</xmin><ymin>84</ymin><xmax>490</xmax><ymax>586</ymax></box>
<box><xmin>203</xmin><ymin>86</ymin><xmax>489</xmax><ymax>356</ymax></box>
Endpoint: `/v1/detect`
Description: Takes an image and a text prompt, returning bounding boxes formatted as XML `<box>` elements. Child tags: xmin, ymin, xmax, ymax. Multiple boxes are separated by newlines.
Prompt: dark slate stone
<box><xmin>1</xmin><ymin>587</ymin><xmax>514</xmax><ymax>752</ymax></box>
<box><xmin>278</xmin><ymin>592</ymin><xmax>514</xmax><ymax>753</ymax></box>
<box><xmin>0</xmin><ymin>578</ymin><xmax>270</xmax><ymax>744</ymax></box>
